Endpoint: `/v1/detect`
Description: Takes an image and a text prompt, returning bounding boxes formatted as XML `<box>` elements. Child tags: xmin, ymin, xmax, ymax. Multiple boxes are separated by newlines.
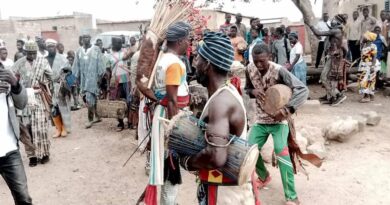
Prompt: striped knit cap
<box><xmin>198</xmin><ymin>32</ymin><xmax>234</xmax><ymax>72</ymax></box>
<box><xmin>166</xmin><ymin>21</ymin><xmax>192</xmax><ymax>41</ymax></box>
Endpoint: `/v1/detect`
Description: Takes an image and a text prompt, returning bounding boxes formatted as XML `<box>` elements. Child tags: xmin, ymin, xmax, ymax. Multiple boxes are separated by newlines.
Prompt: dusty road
<box><xmin>1</xmin><ymin>85</ymin><xmax>390</xmax><ymax>205</ymax></box>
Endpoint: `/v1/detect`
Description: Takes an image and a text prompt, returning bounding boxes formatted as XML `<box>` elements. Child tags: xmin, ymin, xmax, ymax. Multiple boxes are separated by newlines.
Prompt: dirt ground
<box><xmin>1</xmin><ymin>85</ymin><xmax>390</xmax><ymax>205</ymax></box>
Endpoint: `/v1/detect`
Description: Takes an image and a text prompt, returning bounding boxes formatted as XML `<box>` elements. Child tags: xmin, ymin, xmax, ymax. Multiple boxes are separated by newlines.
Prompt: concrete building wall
<box><xmin>0</xmin><ymin>20</ymin><xmax>41</xmax><ymax>59</ymax></box>
<box><xmin>9</xmin><ymin>12</ymin><xmax>94</xmax><ymax>53</ymax></box>
<box><xmin>96</xmin><ymin>20</ymin><xmax>150</xmax><ymax>32</ymax></box>
<box><xmin>323</xmin><ymin>0</ymin><xmax>385</xmax><ymax>19</ymax></box>
<box><xmin>200</xmin><ymin>10</ymin><xmax>251</xmax><ymax>32</ymax></box>
<box><xmin>200</xmin><ymin>10</ymin><xmax>289</xmax><ymax>33</ymax></box>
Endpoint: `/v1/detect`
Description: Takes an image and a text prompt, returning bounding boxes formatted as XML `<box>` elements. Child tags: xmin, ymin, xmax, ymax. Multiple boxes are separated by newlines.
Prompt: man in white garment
<box><xmin>0</xmin><ymin>62</ymin><xmax>32</xmax><ymax>204</ymax></box>
<box><xmin>0</xmin><ymin>47</ymin><xmax>14</xmax><ymax>69</ymax></box>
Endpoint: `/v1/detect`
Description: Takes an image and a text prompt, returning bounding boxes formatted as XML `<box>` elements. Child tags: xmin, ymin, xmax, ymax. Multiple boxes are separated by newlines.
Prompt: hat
<box><xmin>334</xmin><ymin>14</ymin><xmax>347</xmax><ymax>25</ymax></box>
<box><xmin>80</xmin><ymin>29</ymin><xmax>92</xmax><ymax>37</ymax></box>
<box><xmin>35</xmin><ymin>36</ymin><xmax>44</xmax><ymax>42</ymax></box>
<box><xmin>45</xmin><ymin>38</ymin><xmax>57</xmax><ymax>47</ymax></box>
<box><xmin>363</xmin><ymin>31</ymin><xmax>377</xmax><ymax>42</ymax></box>
<box><xmin>25</xmin><ymin>40</ymin><xmax>38</xmax><ymax>51</ymax></box>
<box><xmin>288</xmin><ymin>32</ymin><xmax>299</xmax><ymax>39</ymax></box>
<box><xmin>198</xmin><ymin>32</ymin><xmax>234</xmax><ymax>72</ymax></box>
<box><xmin>166</xmin><ymin>21</ymin><xmax>192</xmax><ymax>41</ymax></box>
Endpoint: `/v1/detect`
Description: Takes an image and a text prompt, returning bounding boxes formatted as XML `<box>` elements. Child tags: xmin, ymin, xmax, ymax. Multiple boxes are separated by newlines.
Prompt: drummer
<box><xmin>245</xmin><ymin>43</ymin><xmax>308</xmax><ymax>205</ymax></box>
<box><xmin>180</xmin><ymin>32</ymin><xmax>257</xmax><ymax>205</ymax></box>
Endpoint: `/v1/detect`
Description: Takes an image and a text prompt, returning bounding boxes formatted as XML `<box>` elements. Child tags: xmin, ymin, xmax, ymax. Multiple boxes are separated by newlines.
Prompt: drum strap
<box><xmin>204</xmin><ymin>132</ymin><xmax>236</xmax><ymax>148</ymax></box>
<box><xmin>200</xmin><ymin>83</ymin><xmax>247</xmax><ymax>139</ymax></box>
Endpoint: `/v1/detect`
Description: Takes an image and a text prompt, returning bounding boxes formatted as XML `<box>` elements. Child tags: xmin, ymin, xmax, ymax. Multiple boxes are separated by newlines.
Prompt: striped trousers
<box><xmin>249</xmin><ymin>123</ymin><xmax>297</xmax><ymax>201</ymax></box>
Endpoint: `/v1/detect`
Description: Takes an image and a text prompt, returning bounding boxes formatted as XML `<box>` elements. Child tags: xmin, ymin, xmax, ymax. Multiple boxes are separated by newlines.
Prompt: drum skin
<box><xmin>263</xmin><ymin>84</ymin><xmax>292</xmax><ymax>115</ymax></box>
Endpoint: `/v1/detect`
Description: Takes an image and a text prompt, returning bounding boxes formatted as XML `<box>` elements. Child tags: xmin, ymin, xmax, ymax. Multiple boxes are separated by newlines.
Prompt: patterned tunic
<box><xmin>12</xmin><ymin>56</ymin><xmax>53</xmax><ymax>159</ymax></box>
<box><xmin>358</xmin><ymin>43</ymin><xmax>380</xmax><ymax>95</ymax></box>
<box><xmin>245</xmin><ymin>61</ymin><xmax>308</xmax><ymax>124</ymax></box>
<box><xmin>106</xmin><ymin>49</ymin><xmax>130</xmax><ymax>84</ymax></box>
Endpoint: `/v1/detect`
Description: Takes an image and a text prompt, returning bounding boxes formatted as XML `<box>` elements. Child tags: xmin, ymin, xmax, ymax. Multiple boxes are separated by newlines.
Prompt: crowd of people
<box><xmin>0</xmin><ymin>6</ymin><xmax>388</xmax><ymax>205</ymax></box>
<box><xmin>214</xmin><ymin>9</ymin><xmax>390</xmax><ymax>106</ymax></box>
<box><xmin>312</xmin><ymin>8</ymin><xmax>389</xmax><ymax>104</ymax></box>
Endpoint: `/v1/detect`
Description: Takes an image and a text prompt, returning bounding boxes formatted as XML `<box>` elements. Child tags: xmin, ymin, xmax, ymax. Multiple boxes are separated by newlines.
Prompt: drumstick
<box><xmin>122</xmin><ymin>129</ymin><xmax>151</xmax><ymax>167</ymax></box>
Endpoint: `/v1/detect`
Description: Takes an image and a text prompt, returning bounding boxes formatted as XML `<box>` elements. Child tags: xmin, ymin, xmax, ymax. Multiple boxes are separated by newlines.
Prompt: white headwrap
<box><xmin>45</xmin><ymin>38</ymin><xmax>57</xmax><ymax>47</ymax></box>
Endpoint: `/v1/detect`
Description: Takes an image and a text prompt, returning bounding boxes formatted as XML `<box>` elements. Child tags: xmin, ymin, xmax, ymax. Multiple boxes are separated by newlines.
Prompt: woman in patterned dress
<box><xmin>358</xmin><ymin>31</ymin><xmax>381</xmax><ymax>103</ymax></box>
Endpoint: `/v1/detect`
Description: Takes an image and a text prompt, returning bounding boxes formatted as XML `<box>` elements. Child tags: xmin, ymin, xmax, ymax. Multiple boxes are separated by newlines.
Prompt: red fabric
<box><xmin>187</xmin><ymin>47</ymin><xmax>191</xmax><ymax>58</ymax></box>
<box><xmin>159</xmin><ymin>95</ymin><xmax>190</xmax><ymax>108</ymax></box>
<box><xmin>277</xmin><ymin>147</ymin><xmax>290</xmax><ymax>156</ymax></box>
<box><xmin>208</xmin><ymin>185</ymin><xmax>218</xmax><ymax>205</ymax></box>
<box><xmin>144</xmin><ymin>185</ymin><xmax>157</xmax><ymax>205</ymax></box>
<box><xmin>251</xmin><ymin>172</ymin><xmax>262</xmax><ymax>205</ymax></box>
<box><xmin>230</xmin><ymin>76</ymin><xmax>242</xmax><ymax>96</ymax></box>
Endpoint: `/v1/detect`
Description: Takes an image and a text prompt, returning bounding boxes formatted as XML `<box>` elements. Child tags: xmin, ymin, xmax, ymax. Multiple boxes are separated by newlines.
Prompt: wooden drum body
<box><xmin>263</xmin><ymin>84</ymin><xmax>292</xmax><ymax>115</ymax></box>
<box><xmin>166</xmin><ymin>112</ymin><xmax>259</xmax><ymax>185</ymax></box>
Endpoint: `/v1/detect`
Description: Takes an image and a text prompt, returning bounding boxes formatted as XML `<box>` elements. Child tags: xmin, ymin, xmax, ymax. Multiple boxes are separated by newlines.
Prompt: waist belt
<box><xmin>159</xmin><ymin>95</ymin><xmax>190</xmax><ymax>108</ymax></box>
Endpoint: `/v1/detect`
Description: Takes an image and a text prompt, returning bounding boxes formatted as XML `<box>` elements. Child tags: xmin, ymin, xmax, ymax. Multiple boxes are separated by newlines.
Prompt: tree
<box><xmin>291</xmin><ymin>0</ymin><xmax>319</xmax><ymax>64</ymax></box>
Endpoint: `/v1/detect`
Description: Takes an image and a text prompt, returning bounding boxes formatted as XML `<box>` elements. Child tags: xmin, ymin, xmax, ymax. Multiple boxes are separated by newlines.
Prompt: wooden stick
<box><xmin>147</xmin><ymin>41</ymin><xmax>167</xmax><ymax>89</ymax></box>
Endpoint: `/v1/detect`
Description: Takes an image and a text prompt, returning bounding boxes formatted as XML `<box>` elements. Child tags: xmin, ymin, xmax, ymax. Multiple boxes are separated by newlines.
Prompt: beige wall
<box><xmin>323</xmin><ymin>0</ymin><xmax>385</xmax><ymax>19</ymax></box>
<box><xmin>96</xmin><ymin>20</ymin><xmax>150</xmax><ymax>32</ymax></box>
<box><xmin>200</xmin><ymin>10</ymin><xmax>289</xmax><ymax>33</ymax></box>
<box><xmin>200</xmin><ymin>10</ymin><xmax>251</xmax><ymax>32</ymax></box>
<box><xmin>9</xmin><ymin>12</ymin><xmax>94</xmax><ymax>54</ymax></box>
<box><xmin>0</xmin><ymin>20</ymin><xmax>41</xmax><ymax>60</ymax></box>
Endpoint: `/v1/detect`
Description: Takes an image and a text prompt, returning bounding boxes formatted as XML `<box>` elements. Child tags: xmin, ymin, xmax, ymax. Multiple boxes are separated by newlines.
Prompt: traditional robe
<box><xmin>48</xmin><ymin>53</ymin><xmax>72</xmax><ymax>131</ymax></box>
<box><xmin>12</xmin><ymin>56</ymin><xmax>53</xmax><ymax>159</ymax></box>
<box><xmin>72</xmin><ymin>45</ymin><xmax>105</xmax><ymax>106</ymax></box>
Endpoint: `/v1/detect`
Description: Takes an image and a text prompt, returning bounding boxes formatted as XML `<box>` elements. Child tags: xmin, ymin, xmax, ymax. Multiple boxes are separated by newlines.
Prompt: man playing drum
<box><xmin>180</xmin><ymin>32</ymin><xmax>257</xmax><ymax>205</ymax></box>
<box><xmin>245</xmin><ymin>43</ymin><xmax>309</xmax><ymax>205</ymax></box>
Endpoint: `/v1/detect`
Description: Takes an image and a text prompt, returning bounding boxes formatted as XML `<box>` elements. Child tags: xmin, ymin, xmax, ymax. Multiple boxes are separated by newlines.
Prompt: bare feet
<box><xmin>256</xmin><ymin>175</ymin><xmax>272</xmax><ymax>189</ymax></box>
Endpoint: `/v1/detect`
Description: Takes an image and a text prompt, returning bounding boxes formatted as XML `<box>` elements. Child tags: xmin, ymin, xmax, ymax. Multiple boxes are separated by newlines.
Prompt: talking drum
<box><xmin>164</xmin><ymin>112</ymin><xmax>259</xmax><ymax>186</ymax></box>
<box><xmin>263</xmin><ymin>84</ymin><xmax>292</xmax><ymax>115</ymax></box>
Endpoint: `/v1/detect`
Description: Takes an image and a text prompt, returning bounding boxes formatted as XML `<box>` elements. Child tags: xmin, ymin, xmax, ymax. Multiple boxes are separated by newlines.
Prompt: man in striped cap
<box><xmin>180</xmin><ymin>32</ymin><xmax>257</xmax><ymax>205</ymax></box>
